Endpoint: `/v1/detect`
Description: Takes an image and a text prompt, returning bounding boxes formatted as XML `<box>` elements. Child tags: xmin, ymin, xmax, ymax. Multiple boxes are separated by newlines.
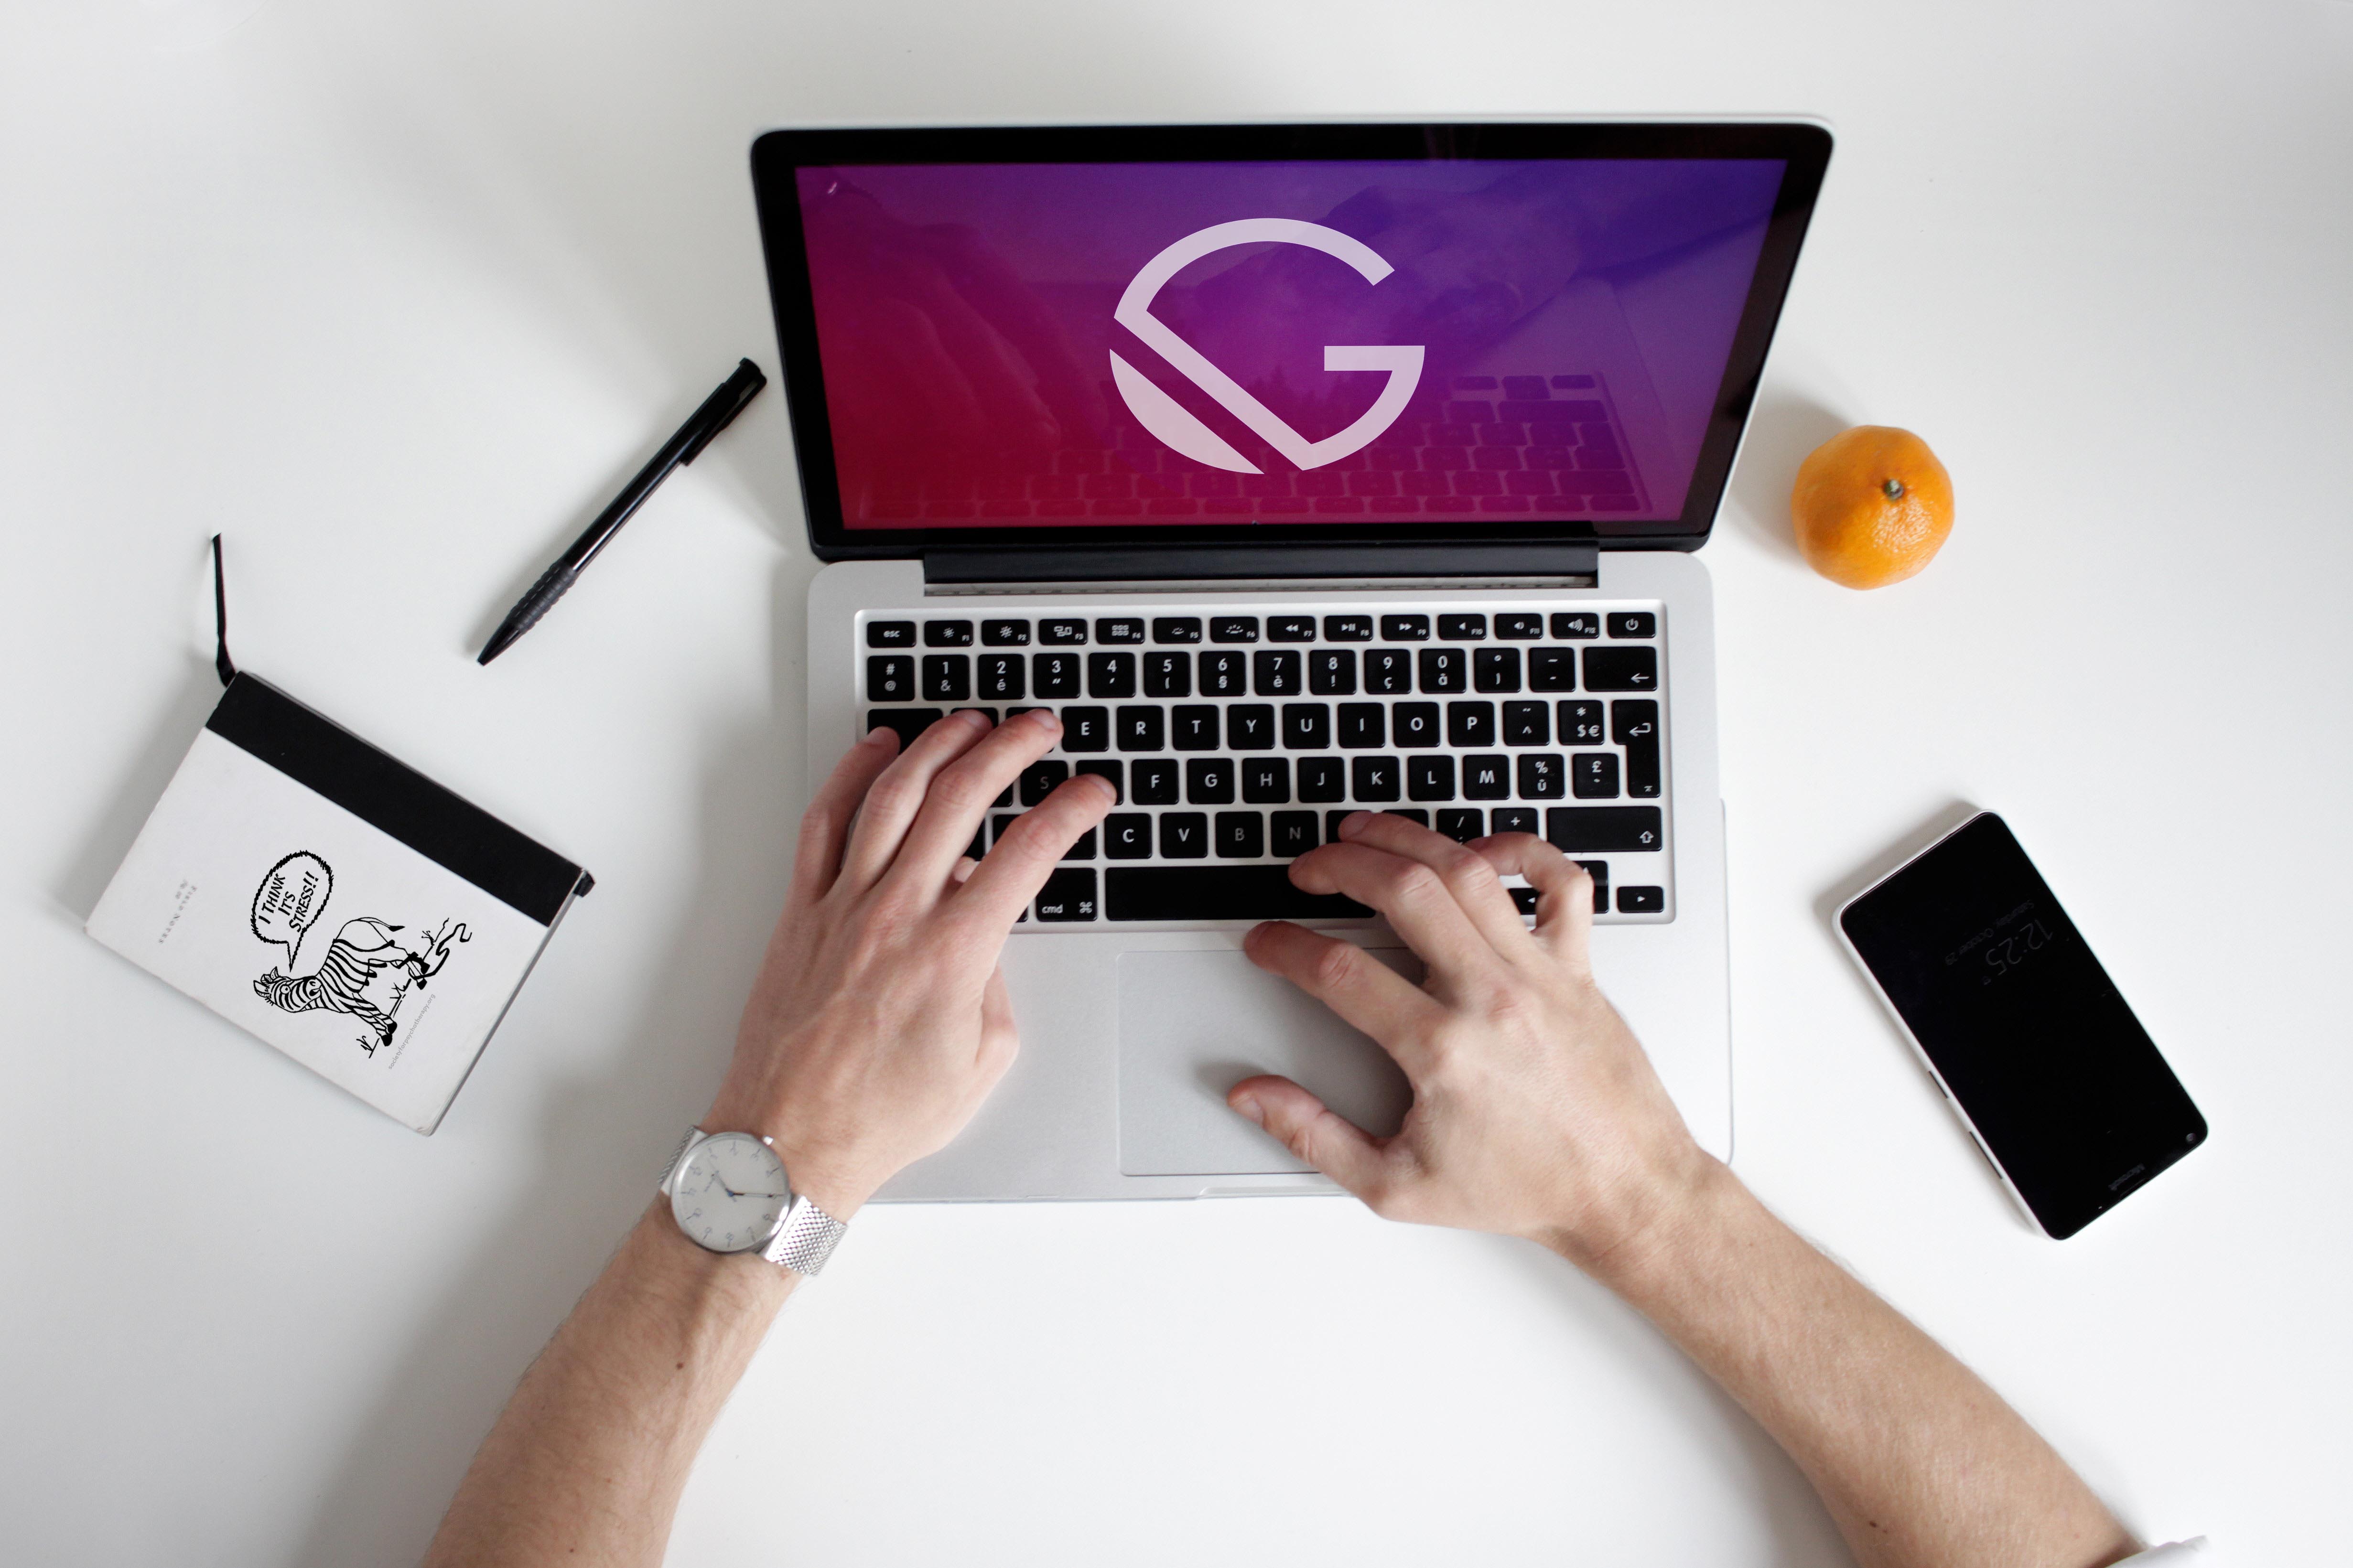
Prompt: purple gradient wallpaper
<box><xmin>794</xmin><ymin>159</ymin><xmax>1785</xmax><ymax>529</ymax></box>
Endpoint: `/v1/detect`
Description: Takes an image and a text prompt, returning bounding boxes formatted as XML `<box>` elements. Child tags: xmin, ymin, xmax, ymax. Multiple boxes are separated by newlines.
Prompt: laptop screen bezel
<box><xmin>749</xmin><ymin>120</ymin><xmax>1831</xmax><ymax>560</ymax></box>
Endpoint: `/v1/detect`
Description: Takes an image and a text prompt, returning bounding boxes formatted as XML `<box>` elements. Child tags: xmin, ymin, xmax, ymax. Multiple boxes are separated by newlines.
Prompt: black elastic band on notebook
<box><xmin>211</xmin><ymin>534</ymin><xmax>237</xmax><ymax>687</ymax></box>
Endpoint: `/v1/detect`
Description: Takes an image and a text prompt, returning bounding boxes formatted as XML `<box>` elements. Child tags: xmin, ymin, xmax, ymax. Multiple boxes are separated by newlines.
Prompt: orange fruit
<box><xmin>1790</xmin><ymin>426</ymin><xmax>1954</xmax><ymax>588</ymax></box>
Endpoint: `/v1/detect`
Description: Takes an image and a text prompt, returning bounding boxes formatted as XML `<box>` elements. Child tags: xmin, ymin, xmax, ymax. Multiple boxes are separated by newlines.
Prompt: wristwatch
<box><xmin>658</xmin><ymin>1126</ymin><xmax>847</xmax><ymax>1277</ymax></box>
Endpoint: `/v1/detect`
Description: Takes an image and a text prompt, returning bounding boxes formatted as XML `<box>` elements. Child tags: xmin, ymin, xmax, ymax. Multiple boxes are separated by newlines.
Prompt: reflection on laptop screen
<box><xmin>794</xmin><ymin>158</ymin><xmax>1787</xmax><ymax>531</ymax></box>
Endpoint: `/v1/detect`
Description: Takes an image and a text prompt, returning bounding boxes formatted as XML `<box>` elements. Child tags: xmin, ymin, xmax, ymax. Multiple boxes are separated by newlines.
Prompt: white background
<box><xmin>4</xmin><ymin>1</ymin><xmax>2349</xmax><ymax>1563</ymax></box>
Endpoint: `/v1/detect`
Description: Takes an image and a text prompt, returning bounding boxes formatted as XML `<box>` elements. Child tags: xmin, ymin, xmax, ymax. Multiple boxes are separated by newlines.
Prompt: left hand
<box><xmin>701</xmin><ymin>709</ymin><xmax>1113</xmax><ymax>1216</ymax></box>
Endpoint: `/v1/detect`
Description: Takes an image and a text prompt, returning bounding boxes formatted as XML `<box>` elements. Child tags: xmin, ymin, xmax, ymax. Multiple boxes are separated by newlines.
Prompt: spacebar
<box><xmin>1105</xmin><ymin>867</ymin><xmax>1374</xmax><ymax>922</ymax></box>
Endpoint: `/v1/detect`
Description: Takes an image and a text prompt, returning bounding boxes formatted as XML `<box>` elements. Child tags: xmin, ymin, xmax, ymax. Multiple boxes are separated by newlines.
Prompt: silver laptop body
<box><xmin>757</xmin><ymin>120</ymin><xmax>1831</xmax><ymax>1199</ymax></box>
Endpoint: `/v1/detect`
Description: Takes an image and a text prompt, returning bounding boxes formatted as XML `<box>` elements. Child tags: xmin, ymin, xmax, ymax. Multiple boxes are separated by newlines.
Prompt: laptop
<box><xmin>750</xmin><ymin>121</ymin><xmax>1831</xmax><ymax>1199</ymax></box>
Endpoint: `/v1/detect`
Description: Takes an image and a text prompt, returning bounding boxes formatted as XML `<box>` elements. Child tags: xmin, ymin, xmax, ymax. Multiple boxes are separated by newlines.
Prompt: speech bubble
<box><xmin>251</xmin><ymin>851</ymin><xmax>333</xmax><ymax>968</ymax></box>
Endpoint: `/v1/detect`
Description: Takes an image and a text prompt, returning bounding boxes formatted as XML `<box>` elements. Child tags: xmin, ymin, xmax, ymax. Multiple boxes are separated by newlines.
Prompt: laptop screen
<box><xmin>753</xmin><ymin>125</ymin><xmax>1830</xmax><ymax>554</ymax></box>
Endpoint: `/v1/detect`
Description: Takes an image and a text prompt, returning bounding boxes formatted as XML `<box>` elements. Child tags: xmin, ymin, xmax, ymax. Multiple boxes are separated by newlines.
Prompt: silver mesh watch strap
<box><xmin>759</xmin><ymin>1194</ymin><xmax>847</xmax><ymax>1277</ymax></box>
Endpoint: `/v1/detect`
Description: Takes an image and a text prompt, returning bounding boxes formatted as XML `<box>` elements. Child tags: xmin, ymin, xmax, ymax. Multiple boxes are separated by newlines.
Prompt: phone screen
<box><xmin>1839</xmin><ymin>813</ymin><xmax>2204</xmax><ymax>1237</ymax></box>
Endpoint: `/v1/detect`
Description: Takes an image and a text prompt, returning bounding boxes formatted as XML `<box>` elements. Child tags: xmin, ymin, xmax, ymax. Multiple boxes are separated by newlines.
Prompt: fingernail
<box><xmin>1025</xmin><ymin>708</ymin><xmax>1061</xmax><ymax>733</ymax></box>
<box><xmin>1338</xmin><ymin>811</ymin><xmax>1372</xmax><ymax>839</ymax></box>
<box><xmin>959</xmin><ymin>708</ymin><xmax>991</xmax><ymax>729</ymax></box>
<box><xmin>1079</xmin><ymin>772</ymin><xmax>1117</xmax><ymax>800</ymax></box>
<box><xmin>863</xmin><ymin>725</ymin><xmax>896</xmax><ymax>747</ymax></box>
<box><xmin>1232</xmin><ymin>1095</ymin><xmax>1264</xmax><ymax>1127</ymax></box>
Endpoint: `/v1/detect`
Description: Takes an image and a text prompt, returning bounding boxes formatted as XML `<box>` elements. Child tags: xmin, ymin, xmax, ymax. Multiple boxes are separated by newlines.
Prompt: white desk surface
<box><xmin>5</xmin><ymin>2</ymin><xmax>2349</xmax><ymax>1563</ymax></box>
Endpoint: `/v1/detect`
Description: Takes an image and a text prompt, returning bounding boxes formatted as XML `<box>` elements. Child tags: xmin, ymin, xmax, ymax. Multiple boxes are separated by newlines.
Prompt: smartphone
<box><xmin>1837</xmin><ymin>812</ymin><xmax>2205</xmax><ymax>1238</ymax></box>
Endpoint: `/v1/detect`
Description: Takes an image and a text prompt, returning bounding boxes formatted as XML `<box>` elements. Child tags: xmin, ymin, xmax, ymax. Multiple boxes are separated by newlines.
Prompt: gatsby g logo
<box><xmin>1108</xmin><ymin>219</ymin><xmax>1425</xmax><ymax>475</ymax></box>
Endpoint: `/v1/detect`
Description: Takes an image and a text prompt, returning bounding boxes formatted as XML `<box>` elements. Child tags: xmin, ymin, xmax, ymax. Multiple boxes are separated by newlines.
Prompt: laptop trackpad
<box><xmin>1116</xmin><ymin>948</ymin><xmax>1417</xmax><ymax>1177</ymax></box>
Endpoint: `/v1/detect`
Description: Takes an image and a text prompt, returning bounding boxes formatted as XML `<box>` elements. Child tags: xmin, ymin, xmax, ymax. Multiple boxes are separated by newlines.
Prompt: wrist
<box><xmin>1537</xmin><ymin>1148</ymin><xmax>1742</xmax><ymax>1291</ymax></box>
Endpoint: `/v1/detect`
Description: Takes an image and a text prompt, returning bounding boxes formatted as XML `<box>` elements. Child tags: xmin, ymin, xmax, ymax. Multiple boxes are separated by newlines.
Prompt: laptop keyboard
<box><xmin>860</xmin><ymin>604</ymin><xmax>1671</xmax><ymax>928</ymax></box>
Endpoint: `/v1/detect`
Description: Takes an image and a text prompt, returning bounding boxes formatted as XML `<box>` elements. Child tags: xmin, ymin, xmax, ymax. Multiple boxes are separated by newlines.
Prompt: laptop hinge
<box><xmin>921</xmin><ymin>545</ymin><xmax>1599</xmax><ymax>595</ymax></box>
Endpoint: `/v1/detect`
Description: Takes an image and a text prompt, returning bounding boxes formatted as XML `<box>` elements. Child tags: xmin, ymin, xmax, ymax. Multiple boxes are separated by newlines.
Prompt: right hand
<box><xmin>1228</xmin><ymin>812</ymin><xmax>1716</xmax><ymax>1271</ymax></box>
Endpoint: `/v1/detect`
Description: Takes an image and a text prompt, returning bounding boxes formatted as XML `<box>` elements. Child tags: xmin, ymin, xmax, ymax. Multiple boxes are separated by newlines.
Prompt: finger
<box><xmin>1241</xmin><ymin>920</ymin><xmax>1441</xmax><ymax>1063</ymax></box>
<box><xmin>1323</xmin><ymin>810</ymin><xmax>1532</xmax><ymax>957</ymax></box>
<box><xmin>952</xmin><ymin>773</ymin><xmax>1117</xmax><ymax>931</ymax></box>
<box><xmin>787</xmin><ymin>726</ymin><xmax>901</xmax><ymax>908</ymax></box>
<box><xmin>1470</xmin><ymin>832</ymin><xmax>1596</xmax><ymax>967</ymax></box>
<box><xmin>1286</xmin><ymin>829</ymin><xmax>1494</xmax><ymax>980</ymax></box>
<box><xmin>1227</xmin><ymin>1075</ymin><xmax>1388</xmax><ymax>1200</ymax></box>
<box><xmin>835</xmin><ymin>710</ymin><xmax>993</xmax><ymax>892</ymax></box>
<box><xmin>883</xmin><ymin>707</ymin><xmax>1065</xmax><ymax>892</ymax></box>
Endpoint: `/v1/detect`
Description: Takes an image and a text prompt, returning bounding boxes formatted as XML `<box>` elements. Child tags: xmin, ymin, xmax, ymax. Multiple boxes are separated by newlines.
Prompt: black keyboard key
<box><xmin>1326</xmin><ymin>809</ymin><xmax>1360</xmax><ymax>843</ymax></box>
<box><xmin>1381</xmin><ymin>613</ymin><xmax>1430</xmax><ymax>642</ymax></box>
<box><xmin>1462</xmin><ymin>754</ymin><xmax>1510</xmax><ymax>799</ymax></box>
<box><xmin>1040</xmin><ymin>618</ymin><xmax>1089</xmax><ymax>645</ymax></box>
<box><xmin>1510</xmin><ymin>886</ymin><xmax>1538</xmax><ymax>916</ymax></box>
<box><xmin>1281</xmin><ymin>703</ymin><xmax>1331</xmax><ymax>750</ymax></box>
<box><xmin>1062</xmin><ymin>707</ymin><xmax>1110</xmax><ymax>752</ymax></box>
<box><xmin>1502</xmin><ymin>700</ymin><xmax>1550</xmax><ymax>746</ymax></box>
<box><xmin>1104</xmin><ymin>813</ymin><xmax>1153</xmax><ymax>858</ymax></box>
<box><xmin>1021</xmin><ymin>760</ymin><xmax>1069</xmax><ymax>805</ymax></box>
<box><xmin>1241</xmin><ymin>757</ymin><xmax>1290</xmax><ymax>803</ymax></box>
<box><xmin>1116</xmin><ymin>706</ymin><xmax>1164</xmax><ymax>752</ymax></box>
<box><xmin>1097</xmin><ymin>617</ymin><xmax>1145</xmax><ymax>644</ymax></box>
<box><xmin>1308</xmin><ymin>647</ymin><xmax>1358</xmax><ymax>696</ymax></box>
<box><xmin>1529</xmin><ymin>647</ymin><xmax>1577</xmax><ymax>691</ymax></box>
<box><xmin>1075</xmin><ymin>760</ymin><xmax>1122</xmax><ymax>801</ymax></box>
<box><xmin>867</xmin><ymin>708</ymin><xmax>943</xmax><ymax>749</ymax></box>
<box><xmin>991</xmin><ymin>812</ymin><xmax>1021</xmax><ymax>848</ymax></box>
<box><xmin>1580</xmin><ymin>861</ymin><xmax>1610</xmax><ymax>913</ymax></box>
<box><xmin>1365</xmin><ymin>649</ymin><xmax>1412</xmax><ymax>694</ymax></box>
<box><xmin>1549</xmin><ymin>612</ymin><xmax>1600</xmax><ymax>639</ymax></box>
<box><xmin>1211</xmin><ymin>616</ymin><xmax>1260</xmax><ymax>644</ymax></box>
<box><xmin>1087</xmin><ymin>652</ymin><xmax>1137</xmax><ymax>698</ymax></box>
<box><xmin>1618</xmin><ymin>885</ymin><xmax>1666</xmax><ymax>913</ymax></box>
<box><xmin>1337</xmin><ymin>703</ymin><xmax>1385</xmax><ymax>748</ymax></box>
<box><xmin>1268</xmin><ymin>615</ymin><xmax>1317</xmax><ymax>643</ymax></box>
<box><xmin>1407</xmin><ymin>755</ymin><xmax>1456</xmax><ymax>801</ymax></box>
<box><xmin>1226</xmin><ymin>705</ymin><xmax>1276</xmax><ymax>751</ymax></box>
<box><xmin>1036</xmin><ymin>868</ymin><xmax>1098</xmax><ymax>921</ymax></box>
<box><xmin>1322</xmin><ymin>614</ymin><xmax>1374</xmax><ymax>642</ymax></box>
<box><xmin>1492</xmin><ymin>807</ymin><xmax>1538</xmax><ymax>836</ymax></box>
<box><xmin>1186</xmin><ymin>758</ymin><xmax>1234</xmax><ymax>804</ymax></box>
<box><xmin>1143</xmin><ymin>650</ymin><xmax>1190</xmax><ymax>698</ymax></box>
<box><xmin>1436</xmin><ymin>808</ymin><xmax>1484</xmax><ymax>843</ymax></box>
<box><xmin>974</xmin><ymin>654</ymin><xmax>1024</xmax><ymax>701</ymax></box>
<box><xmin>1253</xmin><ymin>650</ymin><xmax>1301</xmax><ymax>696</ymax></box>
<box><xmin>1608</xmin><ymin>612</ymin><xmax>1657</xmax><ymax>639</ymax></box>
<box><xmin>1561</xmin><ymin>700</ymin><xmax>1606</xmax><ymax>744</ymax></box>
<box><xmin>867</xmin><ymin>655</ymin><xmax>916</xmax><ymax>702</ymax></box>
<box><xmin>1613</xmin><ymin>699</ymin><xmax>1661</xmax><ymax>797</ymax></box>
<box><xmin>1171</xmin><ymin>706</ymin><xmax>1221</xmax><ymax>750</ymax></box>
<box><xmin>1517</xmin><ymin>753</ymin><xmax>1565</xmax><ymax>800</ymax></box>
<box><xmin>1297</xmin><ymin>756</ymin><xmax>1346</xmax><ymax>802</ymax></box>
<box><xmin>982</xmin><ymin>619</ymin><xmax>1031</xmax><ymax>646</ymax></box>
<box><xmin>1473</xmin><ymin>647</ymin><xmax>1522</xmax><ymax>693</ymax></box>
<box><xmin>1583</xmin><ymin>646</ymin><xmax>1658</xmax><ymax>691</ymax></box>
<box><xmin>1034</xmin><ymin>651</ymin><xmax>1082</xmax><ymax>698</ymax></box>
<box><xmin>921</xmin><ymin>655</ymin><xmax>971</xmax><ymax>702</ymax></box>
<box><xmin>1546</xmin><ymin>806</ymin><xmax>1664</xmax><ymax>852</ymax></box>
<box><xmin>1417</xmin><ymin>647</ymin><xmax>1467</xmax><ymax>693</ymax></box>
<box><xmin>1132</xmin><ymin>758</ymin><xmax>1180</xmax><ymax>805</ymax></box>
<box><xmin>1495</xmin><ymin>612</ymin><xmax>1543</xmax><ymax>641</ymax></box>
<box><xmin>967</xmin><ymin>822</ymin><xmax>987</xmax><ymax>861</ymax></box>
<box><xmin>924</xmin><ymin>620</ymin><xmax>974</xmax><ymax>647</ymax></box>
<box><xmin>1159</xmin><ymin>813</ymin><xmax>1209</xmax><ymax>858</ymax></box>
<box><xmin>1438</xmin><ymin>613</ymin><xmax>1487</xmax><ymax>641</ymax></box>
<box><xmin>1446</xmin><ymin>700</ymin><xmax>1496</xmax><ymax>748</ymax></box>
<box><xmin>867</xmin><ymin>619</ymin><xmax>916</xmax><ymax>648</ymax></box>
<box><xmin>1152</xmin><ymin>616</ymin><xmax>1203</xmax><ymax>644</ymax></box>
<box><xmin>1392</xmin><ymin>701</ymin><xmax>1440</xmax><ymax>748</ymax></box>
<box><xmin>1351</xmin><ymin>756</ymin><xmax>1401</xmax><ymax>801</ymax></box>
<box><xmin>1271</xmin><ymin>811</ymin><xmax>1320</xmax><ymax>857</ymax></box>
<box><xmin>1106</xmin><ymin>865</ymin><xmax>1371</xmax><ymax>921</ymax></box>
<box><xmin>1199</xmin><ymin>650</ymin><xmax>1247</xmax><ymax>697</ymax></box>
<box><xmin>1062</xmin><ymin>825</ymin><xmax>1098</xmax><ymax>861</ymax></box>
<box><xmin>1573</xmin><ymin>752</ymin><xmax>1620</xmax><ymax>798</ymax></box>
<box><xmin>1215</xmin><ymin>812</ymin><xmax>1265</xmax><ymax>858</ymax></box>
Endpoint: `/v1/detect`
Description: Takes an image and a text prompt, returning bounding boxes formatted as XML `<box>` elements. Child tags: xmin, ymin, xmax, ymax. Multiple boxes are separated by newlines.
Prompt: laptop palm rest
<box><xmin>1115</xmin><ymin>948</ymin><xmax>1416</xmax><ymax>1178</ymax></box>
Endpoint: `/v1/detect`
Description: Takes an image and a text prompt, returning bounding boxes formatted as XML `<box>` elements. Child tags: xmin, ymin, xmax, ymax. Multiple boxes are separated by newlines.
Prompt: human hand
<box><xmin>702</xmin><ymin>710</ymin><xmax>1114</xmax><ymax>1218</ymax></box>
<box><xmin>1228</xmin><ymin>812</ymin><xmax>1715</xmax><ymax>1272</ymax></box>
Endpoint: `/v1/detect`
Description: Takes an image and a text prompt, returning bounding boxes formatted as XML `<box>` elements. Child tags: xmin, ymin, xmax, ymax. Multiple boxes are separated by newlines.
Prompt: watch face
<box><xmin>669</xmin><ymin>1133</ymin><xmax>791</xmax><ymax>1254</ymax></box>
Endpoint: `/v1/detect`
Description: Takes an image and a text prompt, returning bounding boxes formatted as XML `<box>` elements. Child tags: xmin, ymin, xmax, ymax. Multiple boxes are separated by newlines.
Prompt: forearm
<box><xmin>422</xmin><ymin>1203</ymin><xmax>793</xmax><ymax>1568</ymax></box>
<box><xmin>1586</xmin><ymin>1166</ymin><xmax>2136</xmax><ymax>1568</ymax></box>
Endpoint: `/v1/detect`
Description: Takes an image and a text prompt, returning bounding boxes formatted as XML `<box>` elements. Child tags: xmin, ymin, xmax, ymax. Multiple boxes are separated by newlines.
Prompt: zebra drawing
<box><xmin>252</xmin><ymin>915</ymin><xmax>470</xmax><ymax>1055</ymax></box>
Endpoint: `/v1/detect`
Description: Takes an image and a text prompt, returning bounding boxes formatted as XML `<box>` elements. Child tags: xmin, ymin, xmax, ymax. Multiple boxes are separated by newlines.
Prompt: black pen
<box><xmin>478</xmin><ymin>358</ymin><xmax>767</xmax><ymax>665</ymax></box>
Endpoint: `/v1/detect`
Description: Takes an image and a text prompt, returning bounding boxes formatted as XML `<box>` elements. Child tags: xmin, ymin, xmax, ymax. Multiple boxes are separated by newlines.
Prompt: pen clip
<box><xmin>211</xmin><ymin>533</ymin><xmax>237</xmax><ymax>687</ymax></box>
